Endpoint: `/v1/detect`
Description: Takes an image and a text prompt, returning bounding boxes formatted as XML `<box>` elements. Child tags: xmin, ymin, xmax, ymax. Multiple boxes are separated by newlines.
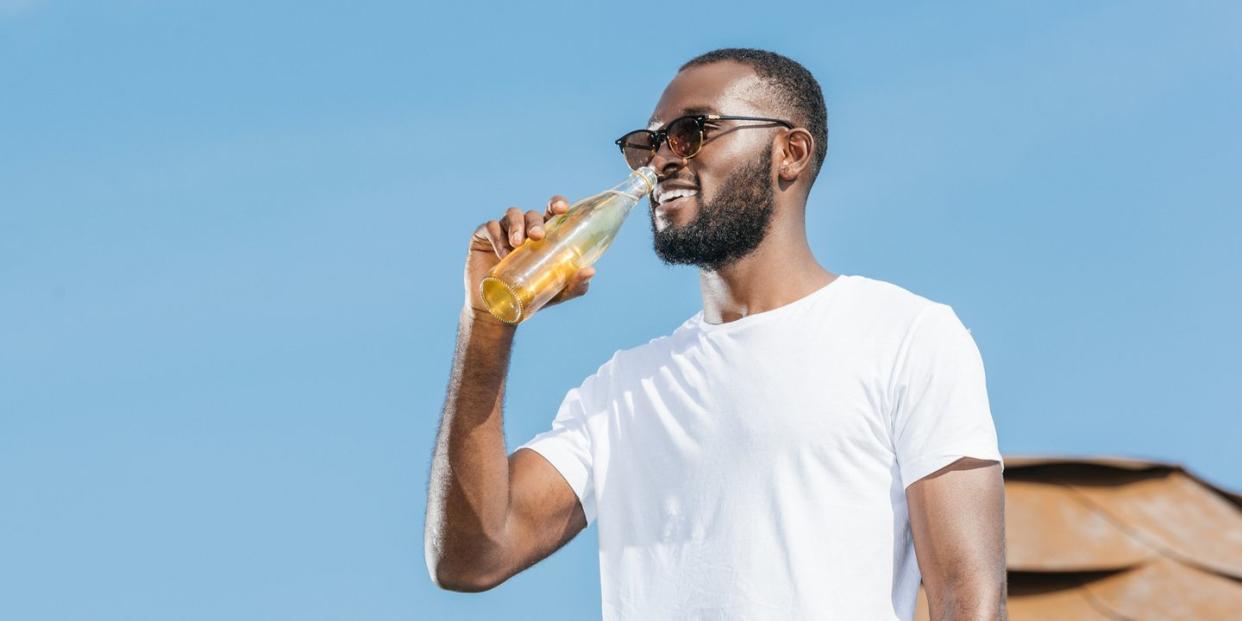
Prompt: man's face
<box><xmin>645</xmin><ymin>62</ymin><xmax>781</xmax><ymax>271</ymax></box>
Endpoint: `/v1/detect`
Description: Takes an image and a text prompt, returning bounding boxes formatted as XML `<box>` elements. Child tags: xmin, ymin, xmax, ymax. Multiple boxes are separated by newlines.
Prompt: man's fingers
<box><xmin>485</xmin><ymin>220</ymin><xmax>511</xmax><ymax>258</ymax></box>
<box><xmin>481</xmin><ymin>200</ymin><xmax>570</xmax><ymax>262</ymax></box>
<box><xmin>524</xmin><ymin>210</ymin><xmax>545</xmax><ymax>240</ymax></box>
<box><xmin>544</xmin><ymin>195</ymin><xmax>570</xmax><ymax>219</ymax></box>
<box><xmin>504</xmin><ymin>207</ymin><xmax>525</xmax><ymax>247</ymax></box>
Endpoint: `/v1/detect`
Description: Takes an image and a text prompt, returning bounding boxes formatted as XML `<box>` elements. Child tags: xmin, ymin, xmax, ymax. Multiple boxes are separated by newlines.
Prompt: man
<box><xmin>426</xmin><ymin>48</ymin><xmax>1007</xmax><ymax>620</ymax></box>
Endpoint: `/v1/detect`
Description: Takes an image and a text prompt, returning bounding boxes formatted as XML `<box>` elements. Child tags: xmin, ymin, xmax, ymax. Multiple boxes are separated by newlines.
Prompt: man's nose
<box><xmin>650</xmin><ymin>138</ymin><xmax>687</xmax><ymax>179</ymax></box>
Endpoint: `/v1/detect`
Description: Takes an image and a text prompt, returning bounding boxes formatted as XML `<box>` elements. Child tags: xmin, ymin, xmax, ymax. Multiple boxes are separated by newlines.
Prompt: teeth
<box><xmin>655</xmin><ymin>187</ymin><xmax>698</xmax><ymax>205</ymax></box>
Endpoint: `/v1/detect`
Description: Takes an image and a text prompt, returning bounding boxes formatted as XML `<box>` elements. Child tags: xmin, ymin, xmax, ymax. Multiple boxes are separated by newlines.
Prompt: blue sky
<box><xmin>1</xmin><ymin>1</ymin><xmax>1239</xmax><ymax>619</ymax></box>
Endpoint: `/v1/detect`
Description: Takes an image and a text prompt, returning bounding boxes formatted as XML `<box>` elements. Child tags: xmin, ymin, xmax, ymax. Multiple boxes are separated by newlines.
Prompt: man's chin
<box><xmin>652</xmin><ymin>217</ymin><xmax>680</xmax><ymax>234</ymax></box>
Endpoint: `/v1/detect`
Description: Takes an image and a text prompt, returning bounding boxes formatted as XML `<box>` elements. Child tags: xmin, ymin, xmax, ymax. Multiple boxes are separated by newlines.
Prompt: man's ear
<box><xmin>776</xmin><ymin>128</ymin><xmax>815</xmax><ymax>183</ymax></box>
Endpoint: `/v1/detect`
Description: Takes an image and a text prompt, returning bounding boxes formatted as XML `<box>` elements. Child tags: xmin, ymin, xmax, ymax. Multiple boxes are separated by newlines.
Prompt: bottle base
<box><xmin>480</xmin><ymin>277</ymin><xmax>523</xmax><ymax>325</ymax></box>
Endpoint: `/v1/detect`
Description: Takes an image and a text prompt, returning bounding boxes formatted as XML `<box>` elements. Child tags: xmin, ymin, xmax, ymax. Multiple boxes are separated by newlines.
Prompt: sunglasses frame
<box><xmin>614</xmin><ymin>114</ymin><xmax>795</xmax><ymax>170</ymax></box>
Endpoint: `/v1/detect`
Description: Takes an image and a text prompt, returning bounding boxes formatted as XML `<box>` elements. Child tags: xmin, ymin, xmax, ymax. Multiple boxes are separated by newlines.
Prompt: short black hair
<box><xmin>680</xmin><ymin>48</ymin><xmax>828</xmax><ymax>183</ymax></box>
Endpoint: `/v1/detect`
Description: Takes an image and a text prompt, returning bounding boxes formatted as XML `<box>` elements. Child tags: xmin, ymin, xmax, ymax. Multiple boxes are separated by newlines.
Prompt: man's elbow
<box><xmin>431</xmin><ymin>568</ymin><xmax>500</xmax><ymax>593</ymax></box>
<box><xmin>426</xmin><ymin>552</ymin><xmax>509</xmax><ymax>593</ymax></box>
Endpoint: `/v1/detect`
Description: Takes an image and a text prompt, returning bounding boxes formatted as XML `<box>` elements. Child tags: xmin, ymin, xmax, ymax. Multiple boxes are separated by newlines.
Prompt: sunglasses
<box><xmin>614</xmin><ymin>114</ymin><xmax>794</xmax><ymax>171</ymax></box>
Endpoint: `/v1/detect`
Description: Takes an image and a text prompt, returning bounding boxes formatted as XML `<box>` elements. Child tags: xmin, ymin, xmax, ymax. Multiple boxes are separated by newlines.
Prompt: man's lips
<box><xmin>652</xmin><ymin>183</ymin><xmax>699</xmax><ymax>208</ymax></box>
<box><xmin>655</xmin><ymin>194</ymin><xmax>695</xmax><ymax>212</ymax></box>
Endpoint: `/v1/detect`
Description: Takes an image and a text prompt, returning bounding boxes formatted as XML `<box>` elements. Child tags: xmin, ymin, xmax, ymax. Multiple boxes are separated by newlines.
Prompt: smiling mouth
<box><xmin>656</xmin><ymin>196</ymin><xmax>696</xmax><ymax>214</ymax></box>
<box><xmin>653</xmin><ymin>187</ymin><xmax>699</xmax><ymax>210</ymax></box>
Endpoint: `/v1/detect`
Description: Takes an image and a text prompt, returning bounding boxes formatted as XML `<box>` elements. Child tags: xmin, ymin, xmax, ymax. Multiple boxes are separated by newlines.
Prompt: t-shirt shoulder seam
<box><xmin>855</xmin><ymin>275</ymin><xmax>941</xmax><ymax>308</ymax></box>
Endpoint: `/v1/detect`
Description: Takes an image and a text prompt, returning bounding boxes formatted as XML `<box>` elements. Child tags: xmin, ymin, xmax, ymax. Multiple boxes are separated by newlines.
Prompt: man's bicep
<box><xmin>495</xmin><ymin>448</ymin><xmax>588</xmax><ymax>581</ymax></box>
<box><xmin>890</xmin><ymin>304</ymin><xmax>1003</xmax><ymax>490</ymax></box>
<box><xmin>906</xmin><ymin>457</ymin><xmax>1007</xmax><ymax>614</ymax></box>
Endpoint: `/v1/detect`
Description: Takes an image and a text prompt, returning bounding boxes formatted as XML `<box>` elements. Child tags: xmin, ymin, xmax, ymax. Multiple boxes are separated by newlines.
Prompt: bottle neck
<box><xmin>609</xmin><ymin>166</ymin><xmax>657</xmax><ymax>199</ymax></box>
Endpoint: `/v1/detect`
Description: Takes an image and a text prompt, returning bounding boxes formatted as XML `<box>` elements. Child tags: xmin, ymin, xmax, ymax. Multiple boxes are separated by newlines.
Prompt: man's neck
<box><xmin>697</xmin><ymin>224</ymin><xmax>836</xmax><ymax>325</ymax></box>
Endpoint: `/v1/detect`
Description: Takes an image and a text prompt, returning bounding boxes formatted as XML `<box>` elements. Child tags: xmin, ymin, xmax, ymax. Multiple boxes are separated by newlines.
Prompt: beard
<box><xmin>650</xmin><ymin>148</ymin><xmax>776</xmax><ymax>272</ymax></box>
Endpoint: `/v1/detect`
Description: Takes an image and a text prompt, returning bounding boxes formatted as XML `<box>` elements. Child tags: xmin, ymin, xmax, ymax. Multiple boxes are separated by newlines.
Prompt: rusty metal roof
<box><xmin>914</xmin><ymin>455</ymin><xmax>1242</xmax><ymax>620</ymax></box>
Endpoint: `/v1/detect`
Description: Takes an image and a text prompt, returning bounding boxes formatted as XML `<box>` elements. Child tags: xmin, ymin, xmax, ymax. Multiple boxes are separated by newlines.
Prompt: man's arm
<box><xmin>906</xmin><ymin>457</ymin><xmax>1008</xmax><ymax>621</ymax></box>
<box><xmin>425</xmin><ymin>197</ymin><xmax>594</xmax><ymax>592</ymax></box>
<box><xmin>424</xmin><ymin>310</ymin><xmax>519</xmax><ymax>591</ymax></box>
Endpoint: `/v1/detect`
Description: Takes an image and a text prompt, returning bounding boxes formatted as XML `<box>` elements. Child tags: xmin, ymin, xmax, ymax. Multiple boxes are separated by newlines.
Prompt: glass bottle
<box><xmin>480</xmin><ymin>166</ymin><xmax>657</xmax><ymax>324</ymax></box>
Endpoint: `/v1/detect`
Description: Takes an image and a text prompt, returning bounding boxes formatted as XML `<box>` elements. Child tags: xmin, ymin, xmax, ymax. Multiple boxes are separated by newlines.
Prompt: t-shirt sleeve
<box><xmin>890</xmin><ymin>303</ymin><xmax>1003</xmax><ymax>490</ymax></box>
<box><xmin>515</xmin><ymin>383</ymin><xmax>598</xmax><ymax>526</ymax></box>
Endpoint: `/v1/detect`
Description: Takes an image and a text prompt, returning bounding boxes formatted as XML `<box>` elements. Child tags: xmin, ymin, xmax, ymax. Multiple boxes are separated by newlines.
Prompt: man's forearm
<box><xmin>927</xmin><ymin>578</ymin><xmax>1008</xmax><ymax>621</ymax></box>
<box><xmin>424</xmin><ymin>307</ymin><xmax>518</xmax><ymax>587</ymax></box>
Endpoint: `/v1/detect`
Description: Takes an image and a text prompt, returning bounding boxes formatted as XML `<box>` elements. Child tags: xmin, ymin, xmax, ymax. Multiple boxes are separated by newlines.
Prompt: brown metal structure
<box><xmin>914</xmin><ymin>456</ymin><xmax>1242</xmax><ymax>620</ymax></box>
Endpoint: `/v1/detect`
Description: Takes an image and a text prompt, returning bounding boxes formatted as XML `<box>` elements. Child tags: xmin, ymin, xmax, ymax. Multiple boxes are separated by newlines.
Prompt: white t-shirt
<box><xmin>517</xmin><ymin>274</ymin><xmax>1002</xmax><ymax>620</ymax></box>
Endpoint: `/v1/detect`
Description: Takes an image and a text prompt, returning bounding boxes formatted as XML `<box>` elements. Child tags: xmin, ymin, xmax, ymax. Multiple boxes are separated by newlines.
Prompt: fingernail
<box><xmin>530</xmin><ymin>226</ymin><xmax>543</xmax><ymax>235</ymax></box>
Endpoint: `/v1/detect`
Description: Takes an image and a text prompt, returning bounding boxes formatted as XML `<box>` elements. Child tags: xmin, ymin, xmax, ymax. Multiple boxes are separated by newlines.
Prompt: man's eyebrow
<box><xmin>647</xmin><ymin>105</ymin><xmax>719</xmax><ymax>128</ymax></box>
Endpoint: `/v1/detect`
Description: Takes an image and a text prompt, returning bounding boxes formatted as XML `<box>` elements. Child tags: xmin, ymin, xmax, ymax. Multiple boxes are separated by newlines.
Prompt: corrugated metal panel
<box><xmin>912</xmin><ymin>456</ymin><xmax>1242</xmax><ymax>621</ymax></box>
<box><xmin>1070</xmin><ymin>470</ymin><xmax>1242</xmax><ymax>579</ymax></box>
<box><xmin>1084</xmin><ymin>558</ymin><xmax>1242</xmax><ymax>619</ymax></box>
<box><xmin>1006</xmin><ymin>481</ymin><xmax>1154</xmax><ymax>571</ymax></box>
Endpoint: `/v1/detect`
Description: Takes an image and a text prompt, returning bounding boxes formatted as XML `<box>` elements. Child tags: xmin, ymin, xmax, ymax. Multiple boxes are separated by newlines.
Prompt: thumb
<box><xmin>548</xmin><ymin>266</ymin><xmax>597</xmax><ymax>307</ymax></box>
<box><xmin>569</xmin><ymin>266</ymin><xmax>596</xmax><ymax>297</ymax></box>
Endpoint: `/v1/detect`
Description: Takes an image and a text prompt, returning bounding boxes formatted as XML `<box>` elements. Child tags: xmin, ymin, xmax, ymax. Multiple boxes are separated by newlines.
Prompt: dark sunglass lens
<box><xmin>667</xmin><ymin>117</ymin><xmax>703</xmax><ymax>158</ymax></box>
<box><xmin>620</xmin><ymin>131</ymin><xmax>656</xmax><ymax>170</ymax></box>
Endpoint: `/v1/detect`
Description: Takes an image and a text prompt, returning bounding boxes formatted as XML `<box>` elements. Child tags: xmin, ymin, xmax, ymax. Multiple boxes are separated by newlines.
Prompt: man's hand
<box><xmin>465</xmin><ymin>195</ymin><xmax>597</xmax><ymax>322</ymax></box>
<box><xmin>906</xmin><ymin>457</ymin><xmax>1008</xmax><ymax>620</ymax></box>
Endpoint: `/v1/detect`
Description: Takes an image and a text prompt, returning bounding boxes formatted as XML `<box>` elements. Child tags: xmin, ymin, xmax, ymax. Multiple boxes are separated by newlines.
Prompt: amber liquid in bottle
<box><xmin>480</xmin><ymin>166</ymin><xmax>657</xmax><ymax>324</ymax></box>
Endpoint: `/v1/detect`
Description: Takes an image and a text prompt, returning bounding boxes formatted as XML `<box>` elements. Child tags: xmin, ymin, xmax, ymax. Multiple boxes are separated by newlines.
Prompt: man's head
<box><xmin>639</xmin><ymin>48</ymin><xmax>828</xmax><ymax>271</ymax></box>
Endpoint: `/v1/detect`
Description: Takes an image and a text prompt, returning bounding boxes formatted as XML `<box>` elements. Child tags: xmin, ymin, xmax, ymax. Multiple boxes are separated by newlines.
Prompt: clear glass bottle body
<box><xmin>480</xmin><ymin>166</ymin><xmax>657</xmax><ymax>324</ymax></box>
